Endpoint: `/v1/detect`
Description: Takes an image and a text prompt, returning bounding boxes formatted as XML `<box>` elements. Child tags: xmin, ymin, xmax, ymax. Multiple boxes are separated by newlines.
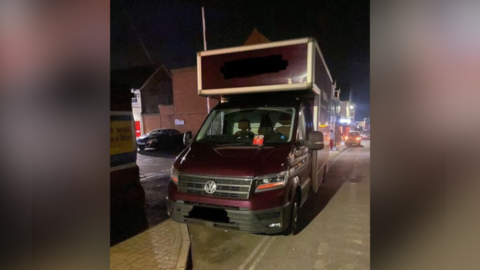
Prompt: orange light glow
<box><xmin>257</xmin><ymin>182</ymin><xmax>284</xmax><ymax>190</ymax></box>
<box><xmin>171</xmin><ymin>175</ymin><xmax>178</xmax><ymax>183</ymax></box>
<box><xmin>356</xmin><ymin>138</ymin><xmax>360</xmax><ymax>140</ymax></box>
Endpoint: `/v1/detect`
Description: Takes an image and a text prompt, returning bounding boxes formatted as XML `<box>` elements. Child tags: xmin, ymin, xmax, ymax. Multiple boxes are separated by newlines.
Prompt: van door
<box><xmin>293</xmin><ymin>104</ymin><xmax>313</xmax><ymax>204</ymax></box>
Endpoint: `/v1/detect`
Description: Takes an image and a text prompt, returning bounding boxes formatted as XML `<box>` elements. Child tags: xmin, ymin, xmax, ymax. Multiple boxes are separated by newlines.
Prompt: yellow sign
<box><xmin>110</xmin><ymin>120</ymin><xmax>136</xmax><ymax>155</ymax></box>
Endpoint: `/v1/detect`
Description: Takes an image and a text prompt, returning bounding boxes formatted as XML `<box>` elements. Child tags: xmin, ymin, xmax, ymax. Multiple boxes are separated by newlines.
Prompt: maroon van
<box><xmin>167</xmin><ymin>38</ymin><xmax>333</xmax><ymax>234</ymax></box>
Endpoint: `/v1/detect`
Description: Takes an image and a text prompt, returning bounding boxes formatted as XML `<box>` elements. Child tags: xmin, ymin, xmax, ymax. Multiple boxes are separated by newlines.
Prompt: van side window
<box><xmin>297</xmin><ymin>108</ymin><xmax>306</xmax><ymax>141</ymax></box>
<box><xmin>298</xmin><ymin>105</ymin><xmax>313</xmax><ymax>141</ymax></box>
<box><xmin>207</xmin><ymin>111</ymin><xmax>224</xmax><ymax>136</ymax></box>
<box><xmin>303</xmin><ymin>106</ymin><xmax>313</xmax><ymax>139</ymax></box>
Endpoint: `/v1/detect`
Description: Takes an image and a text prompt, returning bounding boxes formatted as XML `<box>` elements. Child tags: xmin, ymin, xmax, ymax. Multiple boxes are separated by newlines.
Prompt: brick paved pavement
<box><xmin>110</xmin><ymin>219</ymin><xmax>188</xmax><ymax>270</ymax></box>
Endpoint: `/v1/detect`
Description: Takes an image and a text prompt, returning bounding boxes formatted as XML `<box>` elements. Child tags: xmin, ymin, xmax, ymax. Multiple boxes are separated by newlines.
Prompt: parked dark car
<box><xmin>137</xmin><ymin>129</ymin><xmax>184</xmax><ymax>150</ymax></box>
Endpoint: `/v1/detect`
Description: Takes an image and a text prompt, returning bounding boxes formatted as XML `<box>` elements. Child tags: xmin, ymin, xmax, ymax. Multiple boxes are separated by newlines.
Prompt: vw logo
<box><xmin>204</xmin><ymin>180</ymin><xmax>217</xmax><ymax>194</ymax></box>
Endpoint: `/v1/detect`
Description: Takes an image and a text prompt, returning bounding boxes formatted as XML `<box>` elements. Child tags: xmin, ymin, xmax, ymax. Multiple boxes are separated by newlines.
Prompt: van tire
<box><xmin>138</xmin><ymin>145</ymin><xmax>145</xmax><ymax>151</ymax></box>
<box><xmin>285</xmin><ymin>193</ymin><xmax>300</xmax><ymax>236</ymax></box>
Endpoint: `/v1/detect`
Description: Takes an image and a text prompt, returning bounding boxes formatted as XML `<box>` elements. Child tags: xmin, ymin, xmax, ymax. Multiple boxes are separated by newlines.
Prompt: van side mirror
<box><xmin>183</xmin><ymin>131</ymin><xmax>193</xmax><ymax>146</ymax></box>
<box><xmin>303</xmin><ymin>131</ymin><xmax>324</xmax><ymax>150</ymax></box>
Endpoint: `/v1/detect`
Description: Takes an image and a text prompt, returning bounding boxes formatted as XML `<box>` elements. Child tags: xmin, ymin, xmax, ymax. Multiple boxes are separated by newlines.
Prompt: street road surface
<box><xmin>189</xmin><ymin>141</ymin><xmax>370</xmax><ymax>270</ymax></box>
<box><xmin>137</xmin><ymin>148</ymin><xmax>182</xmax><ymax>227</ymax></box>
<box><xmin>111</xmin><ymin>148</ymin><xmax>180</xmax><ymax>245</ymax></box>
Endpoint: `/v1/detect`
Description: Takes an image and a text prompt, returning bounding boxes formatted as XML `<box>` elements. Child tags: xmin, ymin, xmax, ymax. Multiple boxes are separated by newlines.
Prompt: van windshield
<box><xmin>195</xmin><ymin>107</ymin><xmax>296</xmax><ymax>145</ymax></box>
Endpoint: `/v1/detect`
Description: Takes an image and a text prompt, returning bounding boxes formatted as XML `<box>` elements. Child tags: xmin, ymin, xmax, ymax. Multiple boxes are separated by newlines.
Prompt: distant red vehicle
<box><xmin>345</xmin><ymin>131</ymin><xmax>362</xmax><ymax>146</ymax></box>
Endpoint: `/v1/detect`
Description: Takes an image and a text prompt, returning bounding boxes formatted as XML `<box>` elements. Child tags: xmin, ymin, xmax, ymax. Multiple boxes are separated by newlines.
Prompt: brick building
<box><xmin>140</xmin><ymin>65</ymin><xmax>173</xmax><ymax>133</ymax></box>
<box><xmin>158</xmin><ymin>67</ymin><xmax>217</xmax><ymax>135</ymax></box>
<box><xmin>154</xmin><ymin>29</ymin><xmax>271</xmax><ymax>135</ymax></box>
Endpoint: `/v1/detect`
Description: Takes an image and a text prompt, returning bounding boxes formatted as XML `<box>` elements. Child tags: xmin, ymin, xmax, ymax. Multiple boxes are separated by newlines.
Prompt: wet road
<box><xmin>189</xmin><ymin>141</ymin><xmax>370</xmax><ymax>270</ymax></box>
<box><xmin>111</xmin><ymin>148</ymin><xmax>180</xmax><ymax>246</ymax></box>
<box><xmin>137</xmin><ymin>148</ymin><xmax>182</xmax><ymax>227</ymax></box>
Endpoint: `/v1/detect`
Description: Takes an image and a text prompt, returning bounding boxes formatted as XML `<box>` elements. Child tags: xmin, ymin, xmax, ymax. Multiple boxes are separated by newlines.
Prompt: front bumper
<box><xmin>167</xmin><ymin>199</ymin><xmax>291</xmax><ymax>234</ymax></box>
<box><xmin>137</xmin><ymin>140</ymin><xmax>157</xmax><ymax>148</ymax></box>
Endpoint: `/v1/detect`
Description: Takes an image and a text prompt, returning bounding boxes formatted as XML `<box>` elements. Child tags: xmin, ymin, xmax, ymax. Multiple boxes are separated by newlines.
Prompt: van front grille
<box><xmin>178</xmin><ymin>174</ymin><xmax>253</xmax><ymax>200</ymax></box>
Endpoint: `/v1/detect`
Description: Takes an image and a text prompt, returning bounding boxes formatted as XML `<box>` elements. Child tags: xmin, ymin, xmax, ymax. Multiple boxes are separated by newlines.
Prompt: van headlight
<box><xmin>170</xmin><ymin>167</ymin><xmax>179</xmax><ymax>185</ymax></box>
<box><xmin>254</xmin><ymin>170</ymin><xmax>289</xmax><ymax>192</ymax></box>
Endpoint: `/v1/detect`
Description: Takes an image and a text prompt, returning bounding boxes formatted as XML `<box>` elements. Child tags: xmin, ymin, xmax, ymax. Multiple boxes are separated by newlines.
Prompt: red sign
<box><xmin>134</xmin><ymin>121</ymin><xmax>141</xmax><ymax>138</ymax></box>
<box><xmin>253</xmin><ymin>135</ymin><xmax>264</xmax><ymax>145</ymax></box>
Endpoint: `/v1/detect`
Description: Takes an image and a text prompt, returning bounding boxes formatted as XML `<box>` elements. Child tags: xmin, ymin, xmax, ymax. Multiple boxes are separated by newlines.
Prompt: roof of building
<box><xmin>140</xmin><ymin>65</ymin><xmax>172</xmax><ymax>90</ymax></box>
<box><xmin>111</xmin><ymin>65</ymin><xmax>159</xmax><ymax>90</ymax></box>
<box><xmin>243</xmin><ymin>28</ymin><xmax>270</xmax><ymax>45</ymax></box>
<box><xmin>170</xmin><ymin>66</ymin><xmax>197</xmax><ymax>73</ymax></box>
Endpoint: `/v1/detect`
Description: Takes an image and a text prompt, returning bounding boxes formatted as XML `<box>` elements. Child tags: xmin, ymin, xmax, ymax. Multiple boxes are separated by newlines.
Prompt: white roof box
<box><xmin>197</xmin><ymin>37</ymin><xmax>333</xmax><ymax>96</ymax></box>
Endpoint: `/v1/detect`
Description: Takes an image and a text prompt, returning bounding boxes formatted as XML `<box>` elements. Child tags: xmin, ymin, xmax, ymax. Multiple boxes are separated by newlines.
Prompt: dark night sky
<box><xmin>112</xmin><ymin>0</ymin><xmax>370</xmax><ymax>120</ymax></box>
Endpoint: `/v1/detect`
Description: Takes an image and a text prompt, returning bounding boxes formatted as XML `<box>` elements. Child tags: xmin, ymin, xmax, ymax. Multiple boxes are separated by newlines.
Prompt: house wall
<box><xmin>159</xmin><ymin>67</ymin><xmax>218</xmax><ymax>135</ymax></box>
<box><xmin>340</xmin><ymin>101</ymin><xmax>356</xmax><ymax>122</ymax></box>
<box><xmin>140</xmin><ymin>66</ymin><xmax>173</xmax><ymax>114</ymax></box>
<box><xmin>340</xmin><ymin>101</ymin><xmax>350</xmax><ymax>120</ymax></box>
<box><xmin>142</xmin><ymin>113</ymin><xmax>161</xmax><ymax>133</ymax></box>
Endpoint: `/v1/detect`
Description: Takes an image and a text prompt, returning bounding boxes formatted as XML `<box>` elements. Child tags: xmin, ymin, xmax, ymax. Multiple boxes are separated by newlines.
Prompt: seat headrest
<box><xmin>279</xmin><ymin>113</ymin><xmax>291</xmax><ymax>125</ymax></box>
<box><xmin>238</xmin><ymin>119</ymin><xmax>250</xmax><ymax>130</ymax></box>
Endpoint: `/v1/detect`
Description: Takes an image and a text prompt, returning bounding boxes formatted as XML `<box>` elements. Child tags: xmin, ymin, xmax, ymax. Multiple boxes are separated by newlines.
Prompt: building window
<box><xmin>132</xmin><ymin>93</ymin><xmax>140</xmax><ymax>104</ymax></box>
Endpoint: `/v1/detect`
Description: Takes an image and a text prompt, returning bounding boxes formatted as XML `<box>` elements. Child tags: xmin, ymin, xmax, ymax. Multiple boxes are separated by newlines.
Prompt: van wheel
<box><xmin>285</xmin><ymin>193</ymin><xmax>300</xmax><ymax>235</ymax></box>
<box><xmin>138</xmin><ymin>145</ymin><xmax>145</xmax><ymax>151</ymax></box>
